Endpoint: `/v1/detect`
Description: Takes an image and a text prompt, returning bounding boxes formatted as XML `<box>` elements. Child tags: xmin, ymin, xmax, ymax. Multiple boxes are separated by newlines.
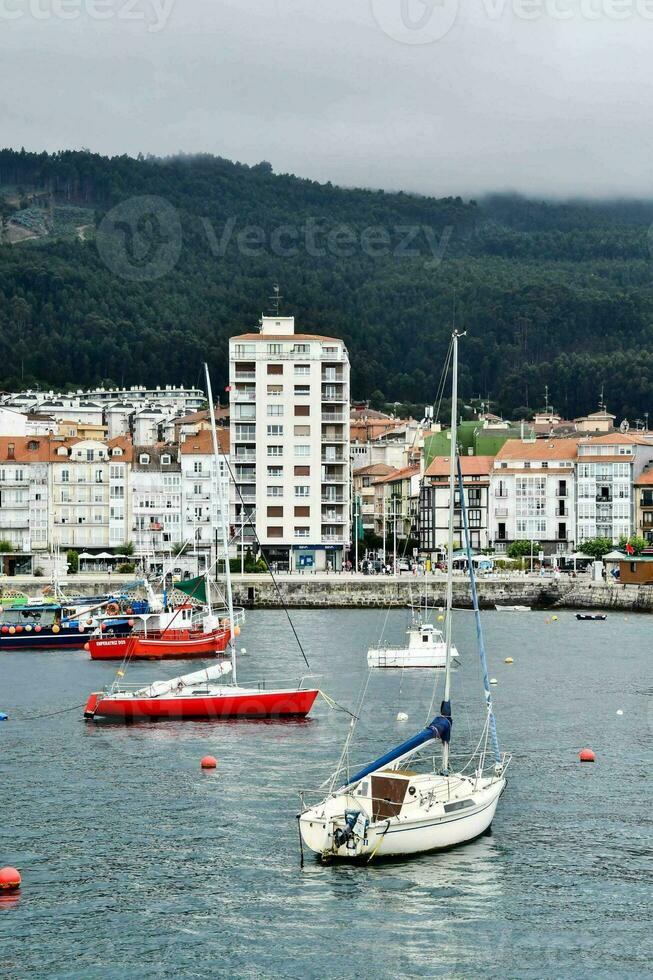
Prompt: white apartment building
<box><xmin>131</xmin><ymin>445</ymin><xmax>182</xmax><ymax>555</ymax></box>
<box><xmin>50</xmin><ymin>438</ymin><xmax>131</xmax><ymax>550</ymax></box>
<box><xmin>0</xmin><ymin>437</ymin><xmax>50</xmax><ymax>551</ymax></box>
<box><xmin>180</xmin><ymin>428</ymin><xmax>230</xmax><ymax>562</ymax></box>
<box><xmin>420</xmin><ymin>455</ymin><xmax>493</xmax><ymax>553</ymax></box>
<box><xmin>575</xmin><ymin>433</ymin><xmax>653</xmax><ymax>544</ymax></box>
<box><xmin>490</xmin><ymin>439</ymin><xmax>578</xmax><ymax>554</ymax></box>
<box><xmin>229</xmin><ymin>314</ymin><xmax>350</xmax><ymax>571</ymax></box>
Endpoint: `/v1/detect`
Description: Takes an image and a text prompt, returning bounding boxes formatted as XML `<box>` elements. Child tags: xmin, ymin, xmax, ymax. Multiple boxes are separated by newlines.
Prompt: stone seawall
<box><xmin>5</xmin><ymin>574</ymin><xmax>653</xmax><ymax>613</ymax></box>
<box><xmin>232</xmin><ymin>577</ymin><xmax>653</xmax><ymax>612</ymax></box>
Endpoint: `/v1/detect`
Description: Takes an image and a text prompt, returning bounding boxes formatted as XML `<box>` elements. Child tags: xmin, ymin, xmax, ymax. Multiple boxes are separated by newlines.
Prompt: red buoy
<box><xmin>0</xmin><ymin>867</ymin><xmax>21</xmax><ymax>891</ymax></box>
<box><xmin>200</xmin><ymin>755</ymin><xmax>217</xmax><ymax>769</ymax></box>
<box><xmin>579</xmin><ymin>748</ymin><xmax>596</xmax><ymax>763</ymax></box>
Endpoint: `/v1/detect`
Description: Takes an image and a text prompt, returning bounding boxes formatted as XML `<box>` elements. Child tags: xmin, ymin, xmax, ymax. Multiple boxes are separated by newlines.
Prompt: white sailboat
<box><xmin>298</xmin><ymin>330</ymin><xmax>510</xmax><ymax>861</ymax></box>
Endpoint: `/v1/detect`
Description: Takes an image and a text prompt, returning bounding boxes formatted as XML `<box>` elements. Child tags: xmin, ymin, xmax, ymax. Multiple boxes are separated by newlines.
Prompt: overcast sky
<box><xmin>2</xmin><ymin>0</ymin><xmax>653</xmax><ymax>198</ymax></box>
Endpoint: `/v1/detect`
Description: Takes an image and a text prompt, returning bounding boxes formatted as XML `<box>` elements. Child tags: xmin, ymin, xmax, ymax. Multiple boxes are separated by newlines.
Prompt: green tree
<box><xmin>118</xmin><ymin>541</ymin><xmax>135</xmax><ymax>556</ymax></box>
<box><xmin>66</xmin><ymin>549</ymin><xmax>79</xmax><ymax>572</ymax></box>
<box><xmin>579</xmin><ymin>537</ymin><xmax>613</xmax><ymax>559</ymax></box>
<box><xmin>0</xmin><ymin>539</ymin><xmax>14</xmax><ymax>553</ymax></box>
<box><xmin>618</xmin><ymin>535</ymin><xmax>647</xmax><ymax>555</ymax></box>
<box><xmin>507</xmin><ymin>540</ymin><xmax>539</xmax><ymax>559</ymax></box>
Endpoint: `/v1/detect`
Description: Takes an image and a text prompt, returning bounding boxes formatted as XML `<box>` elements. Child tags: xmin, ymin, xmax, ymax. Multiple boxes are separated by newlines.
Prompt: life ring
<box><xmin>106</xmin><ymin>602</ymin><xmax>119</xmax><ymax>616</ymax></box>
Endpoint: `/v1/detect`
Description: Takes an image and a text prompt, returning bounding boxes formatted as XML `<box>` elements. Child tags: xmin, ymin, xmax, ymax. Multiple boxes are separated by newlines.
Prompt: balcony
<box><xmin>322</xmin><ymin>391</ymin><xmax>348</xmax><ymax>403</ymax></box>
<box><xmin>494</xmin><ymin>489</ymin><xmax>508</xmax><ymax>498</ymax></box>
<box><xmin>234</xmin><ymin>449</ymin><xmax>256</xmax><ymax>462</ymax></box>
<box><xmin>322</xmin><ymin>513</ymin><xmax>346</xmax><ymax>523</ymax></box>
<box><xmin>494</xmin><ymin>507</ymin><xmax>508</xmax><ymax>517</ymax></box>
<box><xmin>556</xmin><ymin>489</ymin><xmax>568</xmax><ymax>498</ymax></box>
<box><xmin>321</xmin><ymin>434</ymin><xmax>346</xmax><ymax>444</ymax></box>
<box><xmin>596</xmin><ymin>493</ymin><xmax>613</xmax><ymax>502</ymax></box>
<box><xmin>233</xmin><ymin>389</ymin><xmax>256</xmax><ymax>402</ymax></box>
<box><xmin>235</xmin><ymin>468</ymin><xmax>256</xmax><ymax>482</ymax></box>
<box><xmin>321</xmin><ymin>452</ymin><xmax>345</xmax><ymax>463</ymax></box>
<box><xmin>322</xmin><ymin>533</ymin><xmax>345</xmax><ymax>543</ymax></box>
<box><xmin>322</xmin><ymin>493</ymin><xmax>345</xmax><ymax>503</ymax></box>
<box><xmin>322</xmin><ymin>412</ymin><xmax>346</xmax><ymax>423</ymax></box>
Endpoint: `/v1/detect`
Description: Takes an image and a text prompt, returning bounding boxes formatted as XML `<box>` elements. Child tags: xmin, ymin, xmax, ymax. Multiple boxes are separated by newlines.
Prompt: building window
<box><xmin>139</xmin><ymin>454</ymin><xmax>150</xmax><ymax>465</ymax></box>
<box><xmin>161</xmin><ymin>454</ymin><xmax>171</xmax><ymax>465</ymax></box>
<box><xmin>267</xmin><ymin>364</ymin><xmax>283</xmax><ymax>375</ymax></box>
<box><xmin>267</xmin><ymin>526</ymin><xmax>283</xmax><ymax>537</ymax></box>
<box><xmin>267</xmin><ymin>486</ymin><xmax>283</xmax><ymax>497</ymax></box>
<box><xmin>268</xmin><ymin>343</ymin><xmax>283</xmax><ymax>354</ymax></box>
<box><xmin>267</xmin><ymin>425</ymin><xmax>284</xmax><ymax>437</ymax></box>
<box><xmin>267</xmin><ymin>405</ymin><xmax>284</xmax><ymax>416</ymax></box>
<box><xmin>234</xmin><ymin>343</ymin><xmax>255</xmax><ymax>356</ymax></box>
<box><xmin>294</xmin><ymin>465</ymin><xmax>310</xmax><ymax>476</ymax></box>
<box><xmin>294</xmin><ymin>527</ymin><xmax>310</xmax><ymax>537</ymax></box>
<box><xmin>294</xmin><ymin>385</ymin><xmax>310</xmax><ymax>396</ymax></box>
<box><xmin>294</xmin><ymin>425</ymin><xmax>310</xmax><ymax>437</ymax></box>
<box><xmin>294</xmin><ymin>365</ymin><xmax>310</xmax><ymax>376</ymax></box>
<box><xmin>193</xmin><ymin>461</ymin><xmax>202</xmax><ymax>473</ymax></box>
<box><xmin>267</xmin><ymin>385</ymin><xmax>283</xmax><ymax>396</ymax></box>
<box><xmin>294</xmin><ymin>405</ymin><xmax>310</xmax><ymax>417</ymax></box>
<box><xmin>295</xmin><ymin>485</ymin><xmax>310</xmax><ymax>497</ymax></box>
<box><xmin>267</xmin><ymin>506</ymin><xmax>283</xmax><ymax>517</ymax></box>
<box><xmin>294</xmin><ymin>445</ymin><xmax>310</xmax><ymax>457</ymax></box>
<box><xmin>267</xmin><ymin>445</ymin><xmax>283</xmax><ymax>457</ymax></box>
<box><xmin>293</xmin><ymin>344</ymin><xmax>310</xmax><ymax>354</ymax></box>
<box><xmin>267</xmin><ymin>466</ymin><xmax>283</xmax><ymax>478</ymax></box>
<box><xmin>294</xmin><ymin>506</ymin><xmax>310</xmax><ymax>517</ymax></box>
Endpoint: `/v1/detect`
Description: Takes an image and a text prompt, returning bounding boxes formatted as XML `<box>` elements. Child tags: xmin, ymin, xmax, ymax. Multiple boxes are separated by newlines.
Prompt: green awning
<box><xmin>173</xmin><ymin>575</ymin><xmax>207</xmax><ymax>604</ymax></box>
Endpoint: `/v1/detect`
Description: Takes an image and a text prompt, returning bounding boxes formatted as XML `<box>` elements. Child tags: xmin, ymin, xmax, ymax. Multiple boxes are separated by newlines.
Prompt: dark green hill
<box><xmin>1</xmin><ymin>148</ymin><xmax>652</xmax><ymax>421</ymax></box>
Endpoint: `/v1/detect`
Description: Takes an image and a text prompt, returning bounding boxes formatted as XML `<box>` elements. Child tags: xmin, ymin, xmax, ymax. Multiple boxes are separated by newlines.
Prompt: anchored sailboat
<box><xmin>297</xmin><ymin>330</ymin><xmax>510</xmax><ymax>860</ymax></box>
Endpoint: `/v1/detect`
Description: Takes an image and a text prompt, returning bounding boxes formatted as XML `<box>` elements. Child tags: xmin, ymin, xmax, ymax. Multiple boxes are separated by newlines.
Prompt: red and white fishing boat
<box><xmin>84</xmin><ymin>662</ymin><xmax>319</xmax><ymax>721</ymax></box>
<box><xmin>88</xmin><ymin>605</ymin><xmax>245</xmax><ymax>660</ymax></box>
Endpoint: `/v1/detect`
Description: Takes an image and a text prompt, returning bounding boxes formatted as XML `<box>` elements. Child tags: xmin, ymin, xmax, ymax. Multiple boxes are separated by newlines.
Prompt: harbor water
<box><xmin>1</xmin><ymin>609</ymin><xmax>651</xmax><ymax>978</ymax></box>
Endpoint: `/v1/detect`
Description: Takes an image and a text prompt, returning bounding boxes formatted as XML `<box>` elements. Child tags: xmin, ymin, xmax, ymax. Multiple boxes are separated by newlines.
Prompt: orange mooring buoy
<box><xmin>0</xmin><ymin>867</ymin><xmax>21</xmax><ymax>891</ymax></box>
<box><xmin>200</xmin><ymin>755</ymin><xmax>217</xmax><ymax>769</ymax></box>
<box><xmin>579</xmin><ymin>748</ymin><xmax>596</xmax><ymax>763</ymax></box>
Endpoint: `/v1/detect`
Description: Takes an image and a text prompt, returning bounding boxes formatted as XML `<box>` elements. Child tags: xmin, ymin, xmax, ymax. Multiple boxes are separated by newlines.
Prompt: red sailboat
<box><xmin>84</xmin><ymin>662</ymin><xmax>318</xmax><ymax>721</ymax></box>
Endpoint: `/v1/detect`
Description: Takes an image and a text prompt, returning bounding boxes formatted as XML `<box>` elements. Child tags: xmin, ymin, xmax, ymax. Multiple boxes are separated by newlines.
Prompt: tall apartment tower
<box><xmin>229</xmin><ymin>314</ymin><xmax>350</xmax><ymax>571</ymax></box>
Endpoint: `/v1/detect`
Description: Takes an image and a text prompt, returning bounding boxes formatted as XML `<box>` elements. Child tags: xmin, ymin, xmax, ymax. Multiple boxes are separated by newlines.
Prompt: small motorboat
<box><xmin>495</xmin><ymin>604</ymin><xmax>531</xmax><ymax>612</ymax></box>
<box><xmin>84</xmin><ymin>662</ymin><xmax>319</xmax><ymax>721</ymax></box>
<box><xmin>367</xmin><ymin>621</ymin><xmax>459</xmax><ymax>669</ymax></box>
<box><xmin>576</xmin><ymin>613</ymin><xmax>607</xmax><ymax>621</ymax></box>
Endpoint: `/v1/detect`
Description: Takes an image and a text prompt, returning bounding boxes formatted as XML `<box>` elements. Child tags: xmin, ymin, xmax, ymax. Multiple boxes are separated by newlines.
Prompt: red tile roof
<box><xmin>180</xmin><ymin>428</ymin><xmax>230</xmax><ymax>455</ymax></box>
<box><xmin>425</xmin><ymin>455</ymin><xmax>493</xmax><ymax>477</ymax></box>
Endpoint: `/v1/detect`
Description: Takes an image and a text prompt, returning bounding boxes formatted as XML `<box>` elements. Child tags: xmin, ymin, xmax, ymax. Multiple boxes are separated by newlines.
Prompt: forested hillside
<box><xmin>2</xmin><ymin>147</ymin><xmax>653</xmax><ymax>421</ymax></box>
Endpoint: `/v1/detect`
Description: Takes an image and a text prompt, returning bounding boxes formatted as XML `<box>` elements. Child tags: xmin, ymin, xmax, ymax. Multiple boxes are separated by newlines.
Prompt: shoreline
<box><xmin>3</xmin><ymin>573</ymin><xmax>652</xmax><ymax>613</ymax></box>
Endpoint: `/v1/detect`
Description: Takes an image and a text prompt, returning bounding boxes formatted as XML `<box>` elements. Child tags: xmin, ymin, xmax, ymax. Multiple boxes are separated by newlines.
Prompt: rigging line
<box><xmin>318</xmin><ymin>690</ymin><xmax>358</xmax><ymax>720</ymax></box>
<box><xmin>456</xmin><ymin>454</ymin><xmax>501</xmax><ymax>764</ymax></box>
<box><xmin>219</xmin><ymin>440</ymin><xmax>311</xmax><ymax>671</ymax></box>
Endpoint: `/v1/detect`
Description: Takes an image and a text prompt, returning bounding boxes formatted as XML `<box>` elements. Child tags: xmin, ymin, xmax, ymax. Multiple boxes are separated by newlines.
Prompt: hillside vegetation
<box><xmin>1</xmin><ymin>147</ymin><xmax>653</xmax><ymax>421</ymax></box>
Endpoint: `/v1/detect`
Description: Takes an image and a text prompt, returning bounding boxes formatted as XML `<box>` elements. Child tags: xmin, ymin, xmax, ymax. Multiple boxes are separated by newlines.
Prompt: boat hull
<box><xmin>85</xmin><ymin>687</ymin><xmax>319</xmax><ymax>721</ymax></box>
<box><xmin>88</xmin><ymin>627</ymin><xmax>230</xmax><ymax>660</ymax></box>
<box><xmin>367</xmin><ymin>645</ymin><xmax>459</xmax><ymax>668</ymax></box>
<box><xmin>0</xmin><ymin>630</ymin><xmax>91</xmax><ymax>651</ymax></box>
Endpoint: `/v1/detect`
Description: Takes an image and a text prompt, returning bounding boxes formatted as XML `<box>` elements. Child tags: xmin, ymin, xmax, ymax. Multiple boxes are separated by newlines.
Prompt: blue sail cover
<box><xmin>345</xmin><ymin>703</ymin><xmax>452</xmax><ymax>787</ymax></box>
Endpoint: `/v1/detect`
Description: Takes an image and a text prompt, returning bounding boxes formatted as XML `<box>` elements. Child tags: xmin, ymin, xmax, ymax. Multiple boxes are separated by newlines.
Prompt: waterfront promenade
<box><xmin>3</xmin><ymin>571</ymin><xmax>652</xmax><ymax>613</ymax></box>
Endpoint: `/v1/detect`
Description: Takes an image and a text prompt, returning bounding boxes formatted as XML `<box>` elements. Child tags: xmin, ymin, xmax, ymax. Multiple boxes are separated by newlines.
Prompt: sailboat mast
<box><xmin>443</xmin><ymin>330</ymin><xmax>459</xmax><ymax>769</ymax></box>
<box><xmin>204</xmin><ymin>363</ymin><xmax>237</xmax><ymax>682</ymax></box>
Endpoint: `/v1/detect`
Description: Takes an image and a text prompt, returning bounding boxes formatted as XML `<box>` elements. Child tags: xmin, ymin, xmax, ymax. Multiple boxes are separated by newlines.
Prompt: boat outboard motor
<box><xmin>333</xmin><ymin>809</ymin><xmax>362</xmax><ymax>848</ymax></box>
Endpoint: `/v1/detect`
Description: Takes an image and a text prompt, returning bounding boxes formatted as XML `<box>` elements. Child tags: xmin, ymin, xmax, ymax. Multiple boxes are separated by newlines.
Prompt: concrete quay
<box><xmin>4</xmin><ymin>572</ymin><xmax>653</xmax><ymax>613</ymax></box>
